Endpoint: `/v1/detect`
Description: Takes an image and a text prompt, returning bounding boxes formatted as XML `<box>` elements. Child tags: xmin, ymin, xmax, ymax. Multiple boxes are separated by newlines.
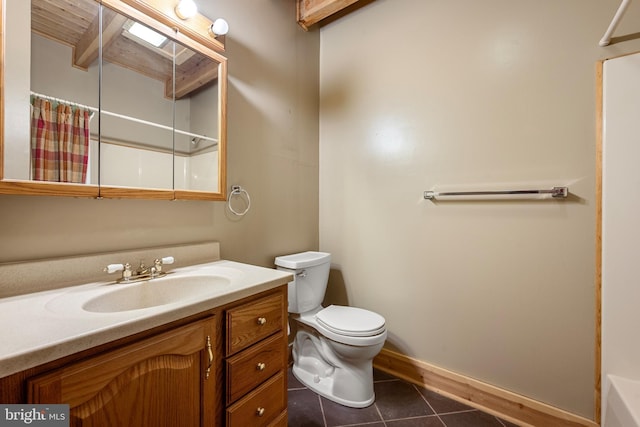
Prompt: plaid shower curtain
<box><xmin>31</xmin><ymin>97</ymin><xmax>90</xmax><ymax>183</ymax></box>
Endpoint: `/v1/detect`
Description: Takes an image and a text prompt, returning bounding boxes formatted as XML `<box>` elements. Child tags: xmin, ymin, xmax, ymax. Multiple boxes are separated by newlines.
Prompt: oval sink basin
<box><xmin>83</xmin><ymin>274</ymin><xmax>231</xmax><ymax>313</ymax></box>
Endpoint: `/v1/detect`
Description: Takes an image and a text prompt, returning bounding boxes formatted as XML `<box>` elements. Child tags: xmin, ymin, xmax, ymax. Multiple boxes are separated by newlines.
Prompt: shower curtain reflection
<box><xmin>30</xmin><ymin>96</ymin><xmax>91</xmax><ymax>183</ymax></box>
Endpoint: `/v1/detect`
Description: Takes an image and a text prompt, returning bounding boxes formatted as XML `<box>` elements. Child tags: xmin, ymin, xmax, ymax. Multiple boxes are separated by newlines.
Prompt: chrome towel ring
<box><xmin>228</xmin><ymin>185</ymin><xmax>251</xmax><ymax>216</ymax></box>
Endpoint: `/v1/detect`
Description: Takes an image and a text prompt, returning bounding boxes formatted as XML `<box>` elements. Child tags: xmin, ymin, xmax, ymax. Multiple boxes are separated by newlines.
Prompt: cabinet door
<box><xmin>28</xmin><ymin>317</ymin><xmax>216</xmax><ymax>427</ymax></box>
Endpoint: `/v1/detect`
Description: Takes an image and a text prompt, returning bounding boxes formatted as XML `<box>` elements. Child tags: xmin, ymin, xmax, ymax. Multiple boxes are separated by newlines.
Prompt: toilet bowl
<box><xmin>275</xmin><ymin>251</ymin><xmax>387</xmax><ymax>408</ymax></box>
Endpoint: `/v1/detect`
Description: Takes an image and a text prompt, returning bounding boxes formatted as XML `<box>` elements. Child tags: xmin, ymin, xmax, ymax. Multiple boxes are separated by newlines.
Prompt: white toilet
<box><xmin>275</xmin><ymin>251</ymin><xmax>387</xmax><ymax>408</ymax></box>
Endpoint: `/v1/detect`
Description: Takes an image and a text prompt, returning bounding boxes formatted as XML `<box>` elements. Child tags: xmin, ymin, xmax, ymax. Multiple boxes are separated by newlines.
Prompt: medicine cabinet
<box><xmin>0</xmin><ymin>0</ymin><xmax>227</xmax><ymax>200</ymax></box>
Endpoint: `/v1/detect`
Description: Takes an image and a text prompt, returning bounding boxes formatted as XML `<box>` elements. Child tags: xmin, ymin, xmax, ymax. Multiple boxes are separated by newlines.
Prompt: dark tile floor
<box><xmin>287</xmin><ymin>368</ymin><xmax>521</xmax><ymax>427</ymax></box>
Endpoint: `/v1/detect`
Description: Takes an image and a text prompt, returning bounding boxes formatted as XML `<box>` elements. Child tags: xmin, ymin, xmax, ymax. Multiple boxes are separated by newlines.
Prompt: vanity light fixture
<box><xmin>209</xmin><ymin>18</ymin><xmax>229</xmax><ymax>38</ymax></box>
<box><xmin>175</xmin><ymin>0</ymin><xmax>198</xmax><ymax>20</ymax></box>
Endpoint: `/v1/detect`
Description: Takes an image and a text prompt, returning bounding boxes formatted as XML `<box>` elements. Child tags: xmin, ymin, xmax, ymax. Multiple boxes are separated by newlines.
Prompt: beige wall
<box><xmin>0</xmin><ymin>0</ymin><xmax>320</xmax><ymax>268</ymax></box>
<box><xmin>319</xmin><ymin>0</ymin><xmax>640</xmax><ymax>419</ymax></box>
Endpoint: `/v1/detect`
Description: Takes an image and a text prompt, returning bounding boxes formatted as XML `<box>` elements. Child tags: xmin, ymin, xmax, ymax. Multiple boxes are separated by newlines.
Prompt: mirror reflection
<box><xmin>3</xmin><ymin>0</ymin><xmax>222</xmax><ymax>195</ymax></box>
<box><xmin>99</xmin><ymin>4</ymin><xmax>176</xmax><ymax>189</ymax></box>
<box><xmin>30</xmin><ymin>0</ymin><xmax>99</xmax><ymax>184</ymax></box>
<box><xmin>172</xmin><ymin>41</ymin><xmax>220</xmax><ymax>193</ymax></box>
<box><xmin>4</xmin><ymin>0</ymin><xmax>101</xmax><ymax>183</ymax></box>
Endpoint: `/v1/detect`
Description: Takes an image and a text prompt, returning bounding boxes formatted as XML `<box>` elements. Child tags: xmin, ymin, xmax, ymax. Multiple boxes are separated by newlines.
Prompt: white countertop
<box><xmin>0</xmin><ymin>260</ymin><xmax>292</xmax><ymax>378</ymax></box>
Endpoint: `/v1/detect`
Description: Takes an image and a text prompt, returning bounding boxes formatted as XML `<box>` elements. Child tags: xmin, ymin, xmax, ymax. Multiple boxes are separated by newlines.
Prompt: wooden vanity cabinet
<box><xmin>28</xmin><ymin>317</ymin><xmax>217</xmax><ymax>427</ymax></box>
<box><xmin>0</xmin><ymin>285</ymin><xmax>289</xmax><ymax>427</ymax></box>
<box><xmin>224</xmin><ymin>290</ymin><xmax>288</xmax><ymax>427</ymax></box>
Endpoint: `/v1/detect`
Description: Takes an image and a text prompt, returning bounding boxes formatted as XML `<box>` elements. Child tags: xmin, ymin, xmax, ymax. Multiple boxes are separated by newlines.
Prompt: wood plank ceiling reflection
<box><xmin>30</xmin><ymin>0</ymin><xmax>217</xmax><ymax>99</ymax></box>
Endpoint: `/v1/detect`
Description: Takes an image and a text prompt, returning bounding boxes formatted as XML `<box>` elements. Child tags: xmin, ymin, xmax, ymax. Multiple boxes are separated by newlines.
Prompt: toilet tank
<box><xmin>275</xmin><ymin>252</ymin><xmax>331</xmax><ymax>314</ymax></box>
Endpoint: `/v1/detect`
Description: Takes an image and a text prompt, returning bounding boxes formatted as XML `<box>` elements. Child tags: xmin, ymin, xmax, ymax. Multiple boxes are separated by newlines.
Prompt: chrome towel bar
<box><xmin>424</xmin><ymin>186</ymin><xmax>569</xmax><ymax>200</ymax></box>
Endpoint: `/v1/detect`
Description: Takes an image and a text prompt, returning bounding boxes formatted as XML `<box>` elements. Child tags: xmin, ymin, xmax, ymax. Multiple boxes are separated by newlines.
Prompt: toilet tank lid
<box><xmin>275</xmin><ymin>251</ymin><xmax>331</xmax><ymax>269</ymax></box>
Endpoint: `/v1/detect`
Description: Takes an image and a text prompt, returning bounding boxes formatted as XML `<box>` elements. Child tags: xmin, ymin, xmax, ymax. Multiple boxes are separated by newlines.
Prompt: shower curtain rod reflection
<box><xmin>30</xmin><ymin>91</ymin><xmax>218</xmax><ymax>144</ymax></box>
<box><xmin>424</xmin><ymin>186</ymin><xmax>569</xmax><ymax>200</ymax></box>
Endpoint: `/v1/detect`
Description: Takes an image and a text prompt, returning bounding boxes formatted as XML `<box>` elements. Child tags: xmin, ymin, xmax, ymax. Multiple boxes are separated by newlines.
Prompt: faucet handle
<box><xmin>153</xmin><ymin>256</ymin><xmax>174</xmax><ymax>274</ymax></box>
<box><xmin>104</xmin><ymin>263</ymin><xmax>124</xmax><ymax>274</ymax></box>
<box><xmin>160</xmin><ymin>256</ymin><xmax>174</xmax><ymax>265</ymax></box>
<box><xmin>122</xmin><ymin>263</ymin><xmax>132</xmax><ymax>280</ymax></box>
<box><xmin>104</xmin><ymin>263</ymin><xmax>132</xmax><ymax>282</ymax></box>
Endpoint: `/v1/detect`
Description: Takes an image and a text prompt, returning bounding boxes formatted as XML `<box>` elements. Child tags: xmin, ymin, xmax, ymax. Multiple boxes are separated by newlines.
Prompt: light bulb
<box><xmin>175</xmin><ymin>0</ymin><xmax>198</xmax><ymax>19</ymax></box>
<box><xmin>209</xmin><ymin>18</ymin><xmax>229</xmax><ymax>37</ymax></box>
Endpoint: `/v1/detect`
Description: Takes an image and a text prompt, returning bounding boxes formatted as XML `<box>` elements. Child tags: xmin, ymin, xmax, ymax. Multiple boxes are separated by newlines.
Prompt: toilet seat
<box><xmin>295</xmin><ymin>307</ymin><xmax>387</xmax><ymax>347</ymax></box>
<box><xmin>316</xmin><ymin>305</ymin><xmax>386</xmax><ymax>337</ymax></box>
<box><xmin>298</xmin><ymin>305</ymin><xmax>387</xmax><ymax>347</ymax></box>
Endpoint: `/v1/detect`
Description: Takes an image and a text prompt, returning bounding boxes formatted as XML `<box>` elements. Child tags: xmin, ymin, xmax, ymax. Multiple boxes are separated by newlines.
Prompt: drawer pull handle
<box><xmin>256</xmin><ymin>407</ymin><xmax>265</xmax><ymax>417</ymax></box>
<box><xmin>256</xmin><ymin>362</ymin><xmax>266</xmax><ymax>371</ymax></box>
<box><xmin>257</xmin><ymin>317</ymin><xmax>267</xmax><ymax>325</ymax></box>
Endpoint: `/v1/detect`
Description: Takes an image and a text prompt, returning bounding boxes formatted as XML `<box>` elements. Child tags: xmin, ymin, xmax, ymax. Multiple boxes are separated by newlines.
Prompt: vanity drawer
<box><xmin>266</xmin><ymin>410</ymin><xmax>288</xmax><ymax>427</ymax></box>
<box><xmin>226</xmin><ymin>333</ymin><xmax>286</xmax><ymax>404</ymax></box>
<box><xmin>227</xmin><ymin>293</ymin><xmax>284</xmax><ymax>355</ymax></box>
<box><xmin>226</xmin><ymin>370</ymin><xmax>286</xmax><ymax>427</ymax></box>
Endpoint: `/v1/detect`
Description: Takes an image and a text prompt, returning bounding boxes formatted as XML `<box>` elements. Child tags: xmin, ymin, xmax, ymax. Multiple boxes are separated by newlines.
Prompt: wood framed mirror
<box><xmin>0</xmin><ymin>0</ymin><xmax>227</xmax><ymax>201</ymax></box>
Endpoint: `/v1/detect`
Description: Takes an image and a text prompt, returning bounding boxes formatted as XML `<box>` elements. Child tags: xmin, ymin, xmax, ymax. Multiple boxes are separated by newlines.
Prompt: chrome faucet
<box><xmin>104</xmin><ymin>256</ymin><xmax>174</xmax><ymax>283</ymax></box>
<box><xmin>136</xmin><ymin>260</ymin><xmax>149</xmax><ymax>276</ymax></box>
